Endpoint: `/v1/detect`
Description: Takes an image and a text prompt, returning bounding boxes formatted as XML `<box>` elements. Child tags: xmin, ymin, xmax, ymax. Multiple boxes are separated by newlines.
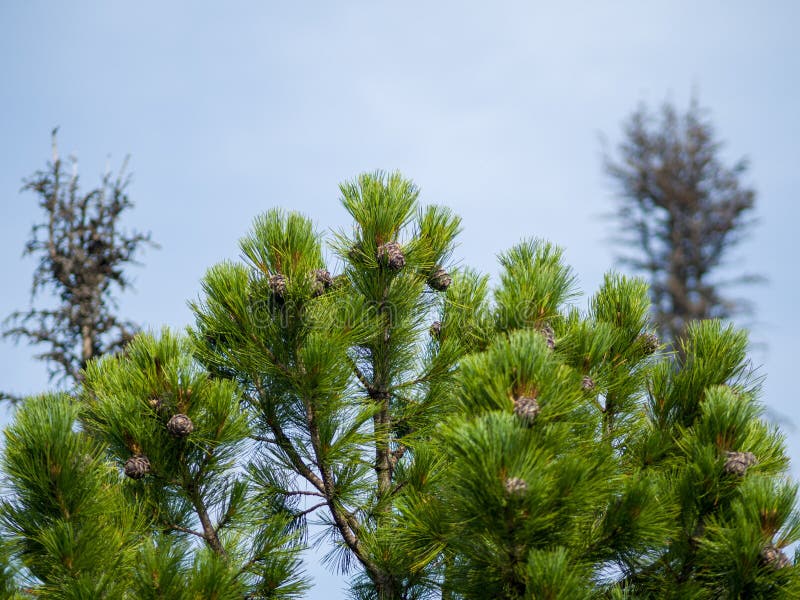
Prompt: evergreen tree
<box><xmin>400</xmin><ymin>262</ymin><xmax>800</xmax><ymax>598</ymax></box>
<box><xmin>0</xmin><ymin>332</ymin><xmax>308</xmax><ymax>598</ymax></box>
<box><xmin>190</xmin><ymin>173</ymin><xmax>463</xmax><ymax>598</ymax></box>
<box><xmin>2</xmin><ymin>130</ymin><xmax>156</xmax><ymax>395</ymax></box>
<box><xmin>1</xmin><ymin>171</ymin><xmax>797</xmax><ymax>599</ymax></box>
<box><xmin>604</xmin><ymin>98</ymin><xmax>760</xmax><ymax>344</ymax></box>
<box><xmin>0</xmin><ymin>393</ymin><xmax>142</xmax><ymax>597</ymax></box>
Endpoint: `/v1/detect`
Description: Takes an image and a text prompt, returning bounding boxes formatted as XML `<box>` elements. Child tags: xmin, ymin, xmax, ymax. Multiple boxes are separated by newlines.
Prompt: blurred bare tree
<box><xmin>2</xmin><ymin>129</ymin><xmax>156</xmax><ymax>399</ymax></box>
<box><xmin>604</xmin><ymin>97</ymin><xmax>761</xmax><ymax>344</ymax></box>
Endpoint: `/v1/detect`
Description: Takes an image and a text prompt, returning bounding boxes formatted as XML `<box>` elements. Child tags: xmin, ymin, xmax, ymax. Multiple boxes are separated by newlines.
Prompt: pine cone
<box><xmin>760</xmin><ymin>543</ymin><xmax>791</xmax><ymax>569</ymax></box>
<box><xmin>167</xmin><ymin>414</ymin><xmax>194</xmax><ymax>438</ymax></box>
<box><xmin>582</xmin><ymin>376</ymin><xmax>595</xmax><ymax>391</ymax></box>
<box><xmin>311</xmin><ymin>269</ymin><xmax>333</xmax><ymax>297</ymax></box>
<box><xmin>148</xmin><ymin>392</ymin><xmax>173</xmax><ymax>414</ymax></box>
<box><xmin>430</xmin><ymin>320</ymin><xmax>442</xmax><ymax>337</ymax></box>
<box><xmin>268</xmin><ymin>274</ymin><xmax>287</xmax><ymax>299</ymax></box>
<box><xmin>124</xmin><ymin>454</ymin><xmax>151</xmax><ymax>480</ymax></box>
<box><xmin>377</xmin><ymin>241</ymin><xmax>405</xmax><ymax>271</ymax></box>
<box><xmin>638</xmin><ymin>332</ymin><xmax>660</xmax><ymax>355</ymax></box>
<box><xmin>539</xmin><ymin>323</ymin><xmax>555</xmax><ymax>349</ymax></box>
<box><xmin>513</xmin><ymin>394</ymin><xmax>540</xmax><ymax>425</ymax></box>
<box><xmin>504</xmin><ymin>476</ymin><xmax>528</xmax><ymax>497</ymax></box>
<box><xmin>427</xmin><ymin>267</ymin><xmax>452</xmax><ymax>292</ymax></box>
<box><xmin>723</xmin><ymin>451</ymin><xmax>757</xmax><ymax>476</ymax></box>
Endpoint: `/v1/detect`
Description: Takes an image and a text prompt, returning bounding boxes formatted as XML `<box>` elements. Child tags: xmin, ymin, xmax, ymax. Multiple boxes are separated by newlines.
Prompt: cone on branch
<box><xmin>311</xmin><ymin>269</ymin><xmax>333</xmax><ymax>297</ymax></box>
<box><xmin>124</xmin><ymin>454</ymin><xmax>150</xmax><ymax>480</ymax></box>
<box><xmin>760</xmin><ymin>543</ymin><xmax>792</xmax><ymax>569</ymax></box>
<box><xmin>582</xmin><ymin>376</ymin><xmax>595</xmax><ymax>391</ymax></box>
<box><xmin>268</xmin><ymin>274</ymin><xmax>287</xmax><ymax>300</ymax></box>
<box><xmin>377</xmin><ymin>241</ymin><xmax>405</xmax><ymax>271</ymax></box>
<box><xmin>166</xmin><ymin>414</ymin><xmax>194</xmax><ymax>438</ymax></box>
<box><xmin>430</xmin><ymin>321</ymin><xmax>442</xmax><ymax>338</ymax></box>
<box><xmin>513</xmin><ymin>393</ymin><xmax>540</xmax><ymax>426</ymax></box>
<box><xmin>148</xmin><ymin>394</ymin><xmax>166</xmax><ymax>413</ymax></box>
<box><xmin>504</xmin><ymin>476</ymin><xmax>528</xmax><ymax>497</ymax></box>
<box><xmin>427</xmin><ymin>267</ymin><xmax>452</xmax><ymax>292</ymax></box>
<box><xmin>723</xmin><ymin>451</ymin><xmax>757</xmax><ymax>476</ymax></box>
<box><xmin>638</xmin><ymin>332</ymin><xmax>660</xmax><ymax>355</ymax></box>
<box><xmin>538</xmin><ymin>323</ymin><xmax>555</xmax><ymax>349</ymax></box>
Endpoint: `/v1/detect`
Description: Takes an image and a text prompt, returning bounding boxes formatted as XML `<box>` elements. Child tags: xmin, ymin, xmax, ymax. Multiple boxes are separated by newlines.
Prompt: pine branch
<box><xmin>251</xmin><ymin>384</ymin><xmax>327</xmax><ymax>495</ymax></box>
<box><xmin>164</xmin><ymin>523</ymin><xmax>206</xmax><ymax>540</ymax></box>
<box><xmin>294</xmin><ymin>501</ymin><xmax>327</xmax><ymax>520</ymax></box>
<box><xmin>347</xmin><ymin>354</ymin><xmax>373</xmax><ymax>392</ymax></box>
<box><xmin>186</xmin><ymin>481</ymin><xmax>227</xmax><ymax>557</ymax></box>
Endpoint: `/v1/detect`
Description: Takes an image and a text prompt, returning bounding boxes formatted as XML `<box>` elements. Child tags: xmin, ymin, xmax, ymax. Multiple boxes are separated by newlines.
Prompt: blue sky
<box><xmin>1</xmin><ymin>2</ymin><xmax>798</xmax><ymax>597</ymax></box>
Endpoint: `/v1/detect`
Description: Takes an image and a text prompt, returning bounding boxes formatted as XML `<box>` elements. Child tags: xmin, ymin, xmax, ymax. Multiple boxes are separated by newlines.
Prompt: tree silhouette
<box><xmin>2</xmin><ymin>130</ymin><xmax>156</xmax><ymax>395</ymax></box>
<box><xmin>604</xmin><ymin>98</ymin><xmax>760</xmax><ymax>344</ymax></box>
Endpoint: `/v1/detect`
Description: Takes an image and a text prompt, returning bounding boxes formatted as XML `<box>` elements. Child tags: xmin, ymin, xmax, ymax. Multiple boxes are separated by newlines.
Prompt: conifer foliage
<box><xmin>190</xmin><ymin>173</ymin><xmax>463</xmax><ymax>598</ymax></box>
<box><xmin>0</xmin><ymin>171</ymin><xmax>797</xmax><ymax>598</ymax></box>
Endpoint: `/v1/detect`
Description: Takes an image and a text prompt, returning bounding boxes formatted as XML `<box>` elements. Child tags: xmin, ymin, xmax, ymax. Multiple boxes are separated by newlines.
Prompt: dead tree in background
<box><xmin>2</xmin><ymin>130</ymin><xmax>156</xmax><ymax>395</ymax></box>
<box><xmin>604</xmin><ymin>98</ymin><xmax>761</xmax><ymax>344</ymax></box>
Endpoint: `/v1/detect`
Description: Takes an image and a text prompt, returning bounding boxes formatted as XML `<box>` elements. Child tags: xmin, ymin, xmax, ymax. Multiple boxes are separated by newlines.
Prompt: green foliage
<box><xmin>1</xmin><ymin>170</ymin><xmax>797</xmax><ymax>599</ymax></box>
<box><xmin>494</xmin><ymin>239</ymin><xmax>577</xmax><ymax>333</ymax></box>
<box><xmin>81</xmin><ymin>330</ymin><xmax>308</xmax><ymax>598</ymax></box>
<box><xmin>187</xmin><ymin>171</ymin><xmax>470</xmax><ymax>598</ymax></box>
<box><xmin>0</xmin><ymin>394</ymin><xmax>141</xmax><ymax>597</ymax></box>
<box><xmin>399</xmin><ymin>257</ymin><xmax>798</xmax><ymax>598</ymax></box>
<box><xmin>0</xmin><ymin>332</ymin><xmax>308</xmax><ymax>598</ymax></box>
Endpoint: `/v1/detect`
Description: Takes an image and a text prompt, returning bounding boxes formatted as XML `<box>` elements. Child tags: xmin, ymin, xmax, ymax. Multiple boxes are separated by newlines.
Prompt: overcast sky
<box><xmin>1</xmin><ymin>2</ymin><xmax>798</xmax><ymax>597</ymax></box>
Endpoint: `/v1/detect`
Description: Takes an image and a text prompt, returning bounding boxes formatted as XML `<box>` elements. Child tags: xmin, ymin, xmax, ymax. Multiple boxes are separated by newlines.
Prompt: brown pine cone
<box><xmin>513</xmin><ymin>394</ymin><xmax>540</xmax><ymax>425</ymax></box>
<box><xmin>377</xmin><ymin>241</ymin><xmax>405</xmax><ymax>271</ymax></box>
<box><xmin>427</xmin><ymin>267</ymin><xmax>452</xmax><ymax>291</ymax></box>
<box><xmin>723</xmin><ymin>451</ymin><xmax>757</xmax><ymax>476</ymax></box>
<box><xmin>311</xmin><ymin>269</ymin><xmax>333</xmax><ymax>297</ymax></box>
<box><xmin>504</xmin><ymin>476</ymin><xmax>528</xmax><ymax>497</ymax></box>
<box><xmin>638</xmin><ymin>332</ymin><xmax>660</xmax><ymax>355</ymax></box>
<box><xmin>268</xmin><ymin>274</ymin><xmax>287</xmax><ymax>299</ymax></box>
<box><xmin>124</xmin><ymin>454</ymin><xmax>151</xmax><ymax>480</ymax></box>
<box><xmin>430</xmin><ymin>320</ymin><xmax>442</xmax><ymax>337</ymax></box>
<box><xmin>167</xmin><ymin>414</ymin><xmax>194</xmax><ymax>438</ymax></box>
<box><xmin>539</xmin><ymin>324</ymin><xmax>555</xmax><ymax>349</ymax></box>
<box><xmin>760</xmin><ymin>543</ymin><xmax>791</xmax><ymax>569</ymax></box>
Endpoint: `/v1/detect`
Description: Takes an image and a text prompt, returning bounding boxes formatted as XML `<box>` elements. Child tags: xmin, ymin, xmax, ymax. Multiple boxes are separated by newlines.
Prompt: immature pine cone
<box><xmin>377</xmin><ymin>241</ymin><xmax>405</xmax><ymax>271</ymax></box>
<box><xmin>268</xmin><ymin>274</ymin><xmax>287</xmax><ymax>299</ymax></box>
<box><xmin>427</xmin><ymin>267</ymin><xmax>452</xmax><ymax>292</ymax></box>
<box><xmin>582</xmin><ymin>376</ymin><xmax>595</xmax><ymax>391</ymax></box>
<box><xmin>167</xmin><ymin>414</ymin><xmax>194</xmax><ymax>438</ymax></box>
<box><xmin>429</xmin><ymin>320</ymin><xmax>442</xmax><ymax>337</ymax></box>
<box><xmin>504</xmin><ymin>476</ymin><xmax>528</xmax><ymax>497</ymax></box>
<box><xmin>513</xmin><ymin>394</ymin><xmax>540</xmax><ymax>426</ymax></box>
<box><xmin>638</xmin><ymin>332</ymin><xmax>660</xmax><ymax>355</ymax></box>
<box><xmin>124</xmin><ymin>454</ymin><xmax>151</xmax><ymax>480</ymax></box>
<box><xmin>723</xmin><ymin>451</ymin><xmax>757</xmax><ymax>476</ymax></box>
<box><xmin>760</xmin><ymin>544</ymin><xmax>792</xmax><ymax>569</ymax></box>
<box><xmin>539</xmin><ymin>324</ymin><xmax>555</xmax><ymax>349</ymax></box>
<box><xmin>312</xmin><ymin>269</ymin><xmax>333</xmax><ymax>297</ymax></box>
